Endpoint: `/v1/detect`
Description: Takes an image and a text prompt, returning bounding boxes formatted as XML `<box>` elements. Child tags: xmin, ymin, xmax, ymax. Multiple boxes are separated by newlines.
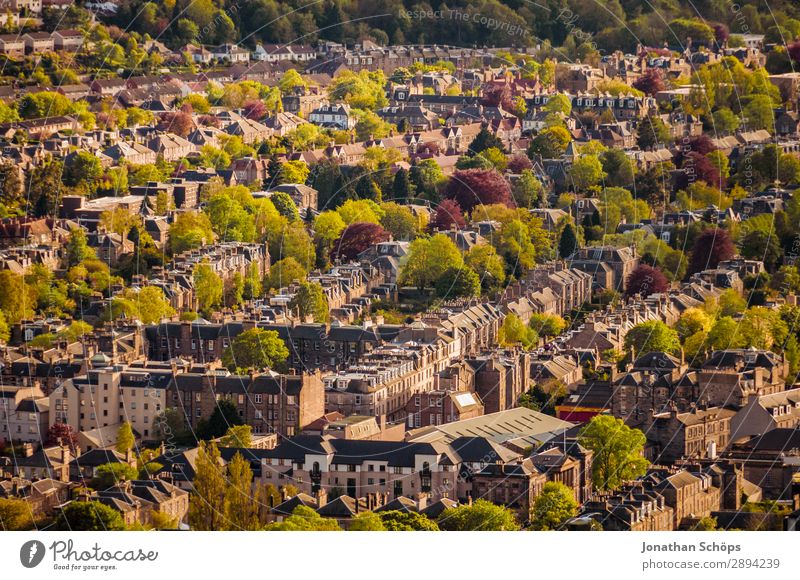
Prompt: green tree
<box><xmin>0</xmin><ymin>498</ymin><xmax>34</xmax><ymax>530</ymax></box>
<box><xmin>66</xmin><ymin>227</ymin><xmax>96</xmax><ymax>267</ymax></box>
<box><xmin>438</xmin><ymin>499</ymin><xmax>520</xmax><ymax>531</ymax></box>
<box><xmin>579</xmin><ymin>415</ymin><xmax>649</xmax><ymax>491</ymax></box>
<box><xmin>219</xmin><ymin>425</ymin><xmax>253</xmax><ymax>448</ymax></box>
<box><xmin>399</xmin><ymin>234</ymin><xmax>463</xmax><ymax>290</ymax></box>
<box><xmin>558</xmin><ymin>222</ymin><xmax>578</xmax><ymax>258</ymax></box>
<box><xmin>379</xmin><ymin>202</ymin><xmax>417</xmax><ymax>240</ymax></box>
<box><xmin>115</xmin><ymin>422</ymin><xmax>134</xmax><ymax>454</ymax></box>
<box><xmin>434</xmin><ymin>266</ymin><xmax>481</xmax><ymax>299</ymax></box>
<box><xmin>225</xmin><ymin>452</ymin><xmax>259</xmax><ymax>530</ymax></box>
<box><xmin>264</xmin><ymin>505</ymin><xmax>342</xmax><ymax>530</ymax></box>
<box><xmin>512</xmin><ymin>169</ymin><xmax>544</xmax><ymax>208</ymax></box>
<box><xmin>675</xmin><ymin>308</ymin><xmax>712</xmax><ymax>342</ymax></box>
<box><xmin>193</xmin><ymin>262</ymin><xmax>224</xmax><ymax>315</ymax></box>
<box><xmin>277</xmin><ymin>160</ymin><xmax>310</xmax><ymax>185</ymax></box>
<box><xmin>55</xmin><ymin>501</ymin><xmax>125</xmax><ymax>531</ymax></box>
<box><xmin>464</xmin><ymin>244</ymin><xmax>506</xmax><ymax>292</ymax></box>
<box><xmin>498</xmin><ymin>313</ymin><xmax>538</xmax><ymax>349</ymax></box>
<box><xmin>188</xmin><ymin>441</ymin><xmax>227</xmax><ymax>531</ymax></box>
<box><xmin>530</xmin><ymin>481</ymin><xmax>578</xmax><ymax>530</ymax></box>
<box><xmin>624</xmin><ymin>320</ymin><xmax>681</xmax><ymax>357</ymax></box>
<box><xmin>349</xmin><ymin>511</ymin><xmax>386</xmax><ymax>531</ymax></box>
<box><xmin>528</xmin><ymin>313</ymin><xmax>566</xmax><ymax>338</ymax></box>
<box><xmin>289</xmin><ymin>281</ymin><xmax>330</xmax><ymax>323</ymax></box>
<box><xmin>568</xmin><ymin>154</ymin><xmax>606</xmax><ymax>191</ymax></box>
<box><xmin>264</xmin><ymin>257</ymin><xmax>307</xmax><ymax>291</ymax></box>
<box><xmin>528</xmin><ymin>126</ymin><xmax>571</xmax><ymax>158</ymax></box>
<box><xmin>636</xmin><ymin>115</ymin><xmax>671</xmax><ymax>151</ymax></box>
<box><xmin>92</xmin><ymin>462</ymin><xmax>139</xmax><ymax>490</ymax></box>
<box><xmin>379</xmin><ymin>510</ymin><xmax>439</xmax><ymax>531</ymax></box>
<box><xmin>221</xmin><ymin>328</ymin><xmax>289</xmax><ymax>373</ymax></box>
<box><xmin>270</xmin><ymin>191</ymin><xmax>299</xmax><ymax>221</ymax></box>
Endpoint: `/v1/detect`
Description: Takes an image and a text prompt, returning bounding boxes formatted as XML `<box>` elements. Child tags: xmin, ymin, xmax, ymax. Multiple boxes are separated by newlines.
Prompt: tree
<box><xmin>632</xmin><ymin>68</ymin><xmax>666</xmax><ymax>96</ymax></box>
<box><xmin>429</xmin><ymin>199</ymin><xmax>466</xmax><ymax>231</ymax></box>
<box><xmin>495</xmin><ymin>219</ymin><xmax>537</xmax><ymax>274</ymax></box>
<box><xmin>530</xmin><ymin>481</ymin><xmax>578</xmax><ymax>530</ymax></box>
<box><xmin>221</xmin><ymin>328</ymin><xmax>289</xmax><ymax>373</ymax></box>
<box><xmin>498</xmin><ymin>313</ymin><xmax>538</xmax><ymax>349</ymax></box>
<box><xmin>157</xmin><ymin>111</ymin><xmax>193</xmax><ymax>137</ymax></box>
<box><xmin>0</xmin><ymin>498</ymin><xmax>33</xmax><ymax>530</ymax></box>
<box><xmin>115</xmin><ymin>422</ymin><xmax>134</xmax><ymax>454</ymax></box>
<box><xmin>558</xmin><ymin>222</ymin><xmax>578</xmax><ymax>258</ymax></box>
<box><xmin>465</xmin><ymin>244</ymin><xmax>506</xmax><ymax>292</ymax></box>
<box><xmin>188</xmin><ymin>441</ymin><xmax>227</xmax><ymax>531</ymax></box>
<box><xmin>512</xmin><ymin>169</ymin><xmax>544</xmax><ymax>208</ymax></box>
<box><xmin>45</xmin><ymin>423</ymin><xmax>79</xmax><ymax>451</ymax></box>
<box><xmin>675</xmin><ymin>308</ymin><xmax>712</xmax><ymax>342</ymax></box>
<box><xmin>55</xmin><ymin>501</ymin><xmax>125</xmax><ymax>531</ymax></box>
<box><xmin>528</xmin><ymin>313</ymin><xmax>566</xmax><ymax>338</ymax></box>
<box><xmin>438</xmin><ymin>499</ymin><xmax>520</xmax><ymax>531</ymax></box>
<box><xmin>225</xmin><ymin>452</ymin><xmax>259</xmax><ymax>530</ymax></box>
<box><xmin>379</xmin><ymin>510</ymin><xmax>439</xmax><ymax>531</ymax></box>
<box><xmin>434</xmin><ymin>266</ymin><xmax>481</xmax><ymax>299</ymax></box>
<box><xmin>379</xmin><ymin>202</ymin><xmax>417</xmax><ymax>240</ymax></box>
<box><xmin>688</xmin><ymin>228</ymin><xmax>735</xmax><ymax>275</ymax></box>
<box><xmin>63</xmin><ymin>152</ymin><xmax>103</xmax><ymax>191</ymax></box>
<box><xmin>349</xmin><ymin>511</ymin><xmax>386</xmax><ymax>531</ymax></box>
<box><xmin>0</xmin><ymin>270</ymin><xmax>36</xmax><ymax>324</ymax></box>
<box><xmin>264</xmin><ymin>505</ymin><xmax>342</xmax><ymax>530</ymax></box>
<box><xmin>444</xmin><ymin>168</ymin><xmax>514</xmax><ymax>213</ymax></box>
<box><xmin>743</xmin><ymin>94</ymin><xmax>775</xmax><ymax>132</ymax></box>
<box><xmin>337</xmin><ymin>199</ymin><xmax>383</xmax><ymax>225</ymax></box>
<box><xmin>66</xmin><ymin>227</ymin><xmax>96</xmax><ymax>267</ymax></box>
<box><xmin>28</xmin><ymin>158</ymin><xmax>64</xmax><ymax>217</ymax></box>
<box><xmin>467</xmin><ymin>127</ymin><xmax>505</xmax><ymax>155</ymax></box>
<box><xmin>399</xmin><ymin>234</ymin><xmax>463</xmax><ymax>290</ymax></box>
<box><xmin>270</xmin><ymin>192</ymin><xmax>299</xmax><ymax>221</ymax></box>
<box><xmin>579</xmin><ymin>415</ymin><xmax>649</xmax><ymax>491</ymax></box>
<box><xmin>264</xmin><ymin>257</ymin><xmax>307</xmax><ymax>290</ymax></box>
<box><xmin>624</xmin><ymin>320</ymin><xmax>681</xmax><ymax>357</ymax></box>
<box><xmin>625</xmin><ymin>264</ymin><xmax>669</xmax><ymax>298</ymax></box>
<box><xmin>0</xmin><ymin>161</ymin><xmax>23</xmax><ymax>210</ymax></box>
<box><xmin>707</xmin><ymin>316</ymin><xmax>746</xmax><ymax>350</ymax></box>
<box><xmin>193</xmin><ymin>262</ymin><xmax>224</xmax><ymax>315</ymax></box>
<box><xmin>219</xmin><ymin>425</ymin><xmax>253</xmax><ymax>448</ymax></box>
<box><xmin>92</xmin><ymin>463</ymin><xmax>139</xmax><ymax>490</ymax></box>
<box><xmin>391</xmin><ymin>168</ymin><xmax>415</xmax><ymax>202</ymax></box>
<box><xmin>712</xmin><ymin>108</ymin><xmax>740</xmax><ymax>135</ymax></box>
<box><xmin>636</xmin><ymin>115</ymin><xmax>671</xmax><ymax>151</ymax></box>
<box><xmin>331</xmin><ymin>222</ymin><xmax>390</xmax><ymax>261</ymax></box>
<box><xmin>277</xmin><ymin>160</ymin><xmax>310</xmax><ymax>185</ymax></box>
<box><xmin>314</xmin><ymin>211</ymin><xmax>347</xmax><ymax>246</ymax></box>
<box><xmin>568</xmin><ymin>154</ymin><xmax>606</xmax><ymax>191</ymax></box>
<box><xmin>600</xmin><ymin>149</ymin><xmax>635</xmax><ymax>188</ymax></box>
<box><xmin>528</xmin><ymin>126</ymin><xmax>571</xmax><ymax>158</ymax></box>
<box><xmin>740</xmin><ymin>307</ymin><xmax>788</xmax><ymax>350</ymax></box>
<box><xmin>205</xmin><ymin>193</ymin><xmax>255</xmax><ymax>242</ymax></box>
<box><xmin>290</xmin><ymin>281</ymin><xmax>330</xmax><ymax>323</ymax></box>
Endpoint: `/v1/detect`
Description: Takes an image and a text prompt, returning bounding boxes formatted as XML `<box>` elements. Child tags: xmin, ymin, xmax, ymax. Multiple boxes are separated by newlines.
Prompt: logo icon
<box><xmin>20</xmin><ymin>540</ymin><xmax>46</xmax><ymax>568</ymax></box>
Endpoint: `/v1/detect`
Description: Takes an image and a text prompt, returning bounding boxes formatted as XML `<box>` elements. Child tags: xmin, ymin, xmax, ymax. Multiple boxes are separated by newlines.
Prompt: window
<box><xmin>196</xmin><ymin>409</ymin><xmax>202</xmax><ymax>417</ymax></box>
<box><xmin>255</xmin><ymin>394</ymin><xmax>262</xmax><ymax>404</ymax></box>
<box><xmin>238</xmin><ymin>395</ymin><xmax>244</xmax><ymax>405</ymax></box>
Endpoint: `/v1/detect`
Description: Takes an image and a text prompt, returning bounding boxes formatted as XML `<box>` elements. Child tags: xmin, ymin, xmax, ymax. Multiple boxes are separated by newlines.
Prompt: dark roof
<box><xmin>739</xmin><ymin>429</ymin><xmax>800</xmax><ymax>452</ymax></box>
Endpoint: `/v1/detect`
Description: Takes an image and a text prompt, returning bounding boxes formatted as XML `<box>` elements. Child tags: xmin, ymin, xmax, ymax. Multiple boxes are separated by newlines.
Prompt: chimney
<box><xmin>315</xmin><ymin>487</ymin><xmax>327</xmax><ymax>508</ymax></box>
<box><xmin>22</xmin><ymin>442</ymin><xmax>34</xmax><ymax>457</ymax></box>
<box><xmin>126</xmin><ymin>447</ymin><xmax>135</xmax><ymax>467</ymax></box>
<box><xmin>417</xmin><ymin>492</ymin><xmax>428</xmax><ymax>511</ymax></box>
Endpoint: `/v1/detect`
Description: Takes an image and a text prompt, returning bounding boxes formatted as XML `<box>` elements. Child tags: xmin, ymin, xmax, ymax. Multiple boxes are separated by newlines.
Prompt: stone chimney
<box><xmin>416</xmin><ymin>492</ymin><xmax>429</xmax><ymax>511</ymax></box>
<box><xmin>315</xmin><ymin>487</ymin><xmax>328</xmax><ymax>508</ymax></box>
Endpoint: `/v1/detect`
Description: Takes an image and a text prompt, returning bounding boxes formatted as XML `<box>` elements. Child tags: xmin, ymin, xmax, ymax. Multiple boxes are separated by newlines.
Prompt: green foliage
<box><xmin>92</xmin><ymin>462</ymin><xmax>139</xmax><ymax>490</ymax></box>
<box><xmin>379</xmin><ymin>510</ymin><xmax>439</xmax><ymax>531</ymax></box>
<box><xmin>464</xmin><ymin>244</ymin><xmax>506</xmax><ymax>293</ymax></box>
<box><xmin>225</xmin><ymin>452</ymin><xmax>259</xmax><ymax>530</ymax></box>
<box><xmin>193</xmin><ymin>261</ymin><xmax>224</xmax><ymax>316</ymax></box>
<box><xmin>219</xmin><ymin>425</ymin><xmax>253</xmax><ymax>448</ymax></box>
<box><xmin>349</xmin><ymin>511</ymin><xmax>386</xmax><ymax>531</ymax></box>
<box><xmin>530</xmin><ymin>481</ymin><xmax>578</xmax><ymax>530</ymax></box>
<box><xmin>115</xmin><ymin>422</ymin><xmax>135</xmax><ymax>454</ymax></box>
<box><xmin>289</xmin><ymin>281</ymin><xmax>330</xmax><ymax>323</ymax></box>
<box><xmin>188</xmin><ymin>441</ymin><xmax>227</xmax><ymax>531</ymax></box>
<box><xmin>434</xmin><ymin>266</ymin><xmax>481</xmax><ymax>299</ymax></box>
<box><xmin>264</xmin><ymin>505</ymin><xmax>342</xmax><ymax>531</ymax></box>
<box><xmin>498</xmin><ymin>313</ymin><xmax>538</xmax><ymax>349</ymax></box>
<box><xmin>579</xmin><ymin>415</ymin><xmax>649</xmax><ymax>491</ymax></box>
<box><xmin>438</xmin><ymin>499</ymin><xmax>520</xmax><ymax>531</ymax></box>
<box><xmin>55</xmin><ymin>501</ymin><xmax>125</xmax><ymax>531</ymax></box>
<box><xmin>528</xmin><ymin>313</ymin><xmax>566</xmax><ymax>338</ymax></box>
<box><xmin>264</xmin><ymin>257</ymin><xmax>307</xmax><ymax>291</ymax></box>
<box><xmin>0</xmin><ymin>498</ymin><xmax>34</xmax><ymax>530</ymax></box>
<box><xmin>624</xmin><ymin>320</ymin><xmax>681</xmax><ymax>357</ymax></box>
<box><xmin>221</xmin><ymin>328</ymin><xmax>289</xmax><ymax>373</ymax></box>
<box><xmin>400</xmin><ymin>234</ymin><xmax>463</xmax><ymax>290</ymax></box>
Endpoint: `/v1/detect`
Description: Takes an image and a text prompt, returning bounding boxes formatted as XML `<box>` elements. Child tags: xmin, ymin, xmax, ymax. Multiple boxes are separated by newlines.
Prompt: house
<box><xmin>22</xmin><ymin>32</ymin><xmax>54</xmax><ymax>54</ymax></box>
<box><xmin>267</xmin><ymin>183</ymin><xmax>318</xmax><ymax>212</ymax></box>
<box><xmin>404</xmin><ymin>390</ymin><xmax>484</xmax><ymax>428</ymax></box>
<box><xmin>229</xmin><ymin>156</ymin><xmax>270</xmax><ymax>185</ymax></box>
<box><xmin>51</xmin><ymin>29</ymin><xmax>84</xmax><ymax>52</ymax></box>
<box><xmin>145</xmin><ymin>132</ymin><xmax>195</xmax><ymax>162</ymax></box>
<box><xmin>309</xmin><ymin>103</ymin><xmax>355</xmax><ymax>130</ymax></box>
<box><xmin>253</xmin><ymin>43</ymin><xmax>318</xmax><ymax>62</ymax></box>
<box><xmin>570</xmin><ymin>245</ymin><xmax>640</xmax><ymax>292</ymax></box>
<box><xmin>644</xmin><ymin>404</ymin><xmax>736</xmax><ymax>463</ymax></box>
<box><xmin>729</xmin><ymin>389</ymin><xmax>800</xmax><ymax>443</ymax></box>
<box><xmin>0</xmin><ymin>34</ymin><xmax>25</xmax><ymax>57</ymax></box>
